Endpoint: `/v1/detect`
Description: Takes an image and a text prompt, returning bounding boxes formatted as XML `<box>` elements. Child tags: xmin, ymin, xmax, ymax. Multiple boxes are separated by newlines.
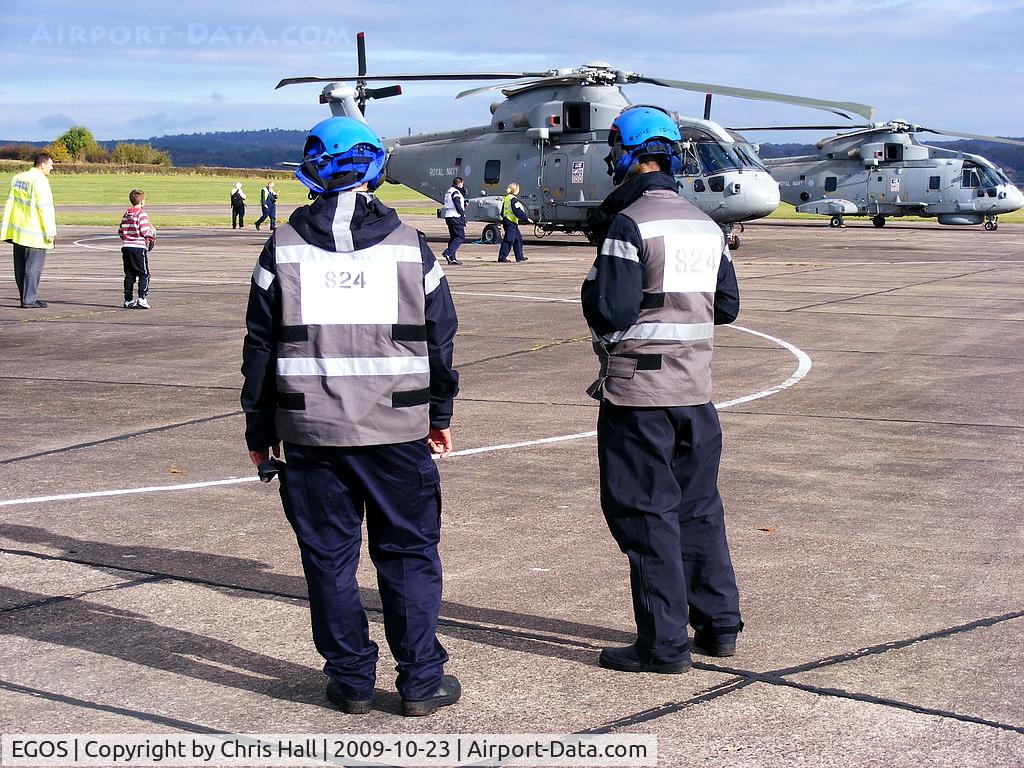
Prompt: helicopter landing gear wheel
<box><xmin>482</xmin><ymin>223</ymin><xmax>501</xmax><ymax>244</ymax></box>
<box><xmin>727</xmin><ymin>233</ymin><xmax>740</xmax><ymax>250</ymax></box>
<box><xmin>872</xmin><ymin>215</ymin><xmax>886</xmax><ymax>228</ymax></box>
<box><xmin>984</xmin><ymin>217</ymin><xmax>998</xmax><ymax>231</ymax></box>
<box><xmin>585</xmin><ymin>229</ymin><xmax>600</xmax><ymax>245</ymax></box>
<box><xmin>534</xmin><ymin>224</ymin><xmax>549</xmax><ymax>239</ymax></box>
<box><xmin>829</xmin><ymin>215</ymin><xmax>844</xmax><ymax>228</ymax></box>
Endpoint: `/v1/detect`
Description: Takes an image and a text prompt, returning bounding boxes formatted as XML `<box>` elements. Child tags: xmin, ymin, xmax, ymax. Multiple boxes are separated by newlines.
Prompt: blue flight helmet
<box><xmin>295</xmin><ymin>116</ymin><xmax>387</xmax><ymax>195</ymax></box>
<box><xmin>605</xmin><ymin>105</ymin><xmax>683</xmax><ymax>185</ymax></box>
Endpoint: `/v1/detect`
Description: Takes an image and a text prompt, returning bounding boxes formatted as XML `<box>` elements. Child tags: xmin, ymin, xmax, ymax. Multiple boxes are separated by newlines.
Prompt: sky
<box><xmin>2</xmin><ymin>0</ymin><xmax>1023</xmax><ymax>148</ymax></box>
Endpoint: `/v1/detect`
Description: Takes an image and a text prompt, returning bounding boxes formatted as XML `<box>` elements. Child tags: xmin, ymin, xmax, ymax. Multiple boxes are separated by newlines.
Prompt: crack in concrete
<box><xmin>785</xmin><ymin>267</ymin><xmax>1001</xmax><ymax>312</ymax></box>
<box><xmin>0</xmin><ymin>411</ymin><xmax>242</xmax><ymax>467</ymax></box>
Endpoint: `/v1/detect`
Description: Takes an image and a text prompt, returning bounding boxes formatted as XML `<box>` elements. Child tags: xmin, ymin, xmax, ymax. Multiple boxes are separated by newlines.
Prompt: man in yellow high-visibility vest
<box><xmin>1</xmin><ymin>151</ymin><xmax>56</xmax><ymax>308</ymax></box>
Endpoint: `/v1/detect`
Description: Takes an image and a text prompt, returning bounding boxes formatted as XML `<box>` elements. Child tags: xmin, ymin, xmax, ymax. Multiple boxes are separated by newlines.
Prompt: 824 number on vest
<box><xmin>299</xmin><ymin>255</ymin><xmax>399</xmax><ymax>325</ymax></box>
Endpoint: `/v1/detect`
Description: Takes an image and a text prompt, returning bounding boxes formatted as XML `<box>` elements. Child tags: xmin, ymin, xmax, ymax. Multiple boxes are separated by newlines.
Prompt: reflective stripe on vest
<box><xmin>271</xmin><ymin>213</ymin><xmax>432</xmax><ymax>447</ymax></box>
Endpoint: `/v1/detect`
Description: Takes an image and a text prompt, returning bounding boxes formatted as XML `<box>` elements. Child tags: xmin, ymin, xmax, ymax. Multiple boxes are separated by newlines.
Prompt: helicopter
<box><xmin>733</xmin><ymin>120</ymin><xmax>1024</xmax><ymax>229</ymax></box>
<box><xmin>277</xmin><ymin>33</ymin><xmax>876</xmax><ymax>249</ymax></box>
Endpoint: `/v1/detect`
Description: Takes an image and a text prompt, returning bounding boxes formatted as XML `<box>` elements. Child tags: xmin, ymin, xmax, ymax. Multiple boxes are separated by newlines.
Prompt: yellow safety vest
<box><xmin>1</xmin><ymin>168</ymin><xmax>56</xmax><ymax>249</ymax></box>
<box><xmin>502</xmin><ymin>194</ymin><xmax>520</xmax><ymax>223</ymax></box>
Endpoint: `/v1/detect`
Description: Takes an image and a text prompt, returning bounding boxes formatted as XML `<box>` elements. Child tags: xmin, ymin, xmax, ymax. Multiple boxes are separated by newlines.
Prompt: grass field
<box><xmin>2</xmin><ymin>171</ymin><xmax>1022</xmax><ymax>226</ymax></box>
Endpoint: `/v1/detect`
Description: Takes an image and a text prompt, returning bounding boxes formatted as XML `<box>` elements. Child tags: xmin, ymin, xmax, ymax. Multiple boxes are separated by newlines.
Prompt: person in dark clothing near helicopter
<box><xmin>441</xmin><ymin>177</ymin><xmax>465</xmax><ymax>265</ymax></box>
<box><xmin>497</xmin><ymin>182</ymin><xmax>533</xmax><ymax>263</ymax></box>
<box><xmin>582</xmin><ymin>106</ymin><xmax>743</xmax><ymax>675</ymax></box>
<box><xmin>241</xmin><ymin>116</ymin><xmax>462</xmax><ymax>717</ymax></box>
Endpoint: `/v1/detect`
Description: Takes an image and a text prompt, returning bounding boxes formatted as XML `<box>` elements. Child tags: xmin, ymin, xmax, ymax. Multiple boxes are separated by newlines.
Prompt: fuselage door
<box><xmin>543</xmin><ymin>153</ymin><xmax>567</xmax><ymax>205</ymax></box>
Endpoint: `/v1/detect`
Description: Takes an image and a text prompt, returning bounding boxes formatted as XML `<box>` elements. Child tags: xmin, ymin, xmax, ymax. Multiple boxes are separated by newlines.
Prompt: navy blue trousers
<box><xmin>597</xmin><ymin>401</ymin><xmax>741</xmax><ymax>665</ymax></box>
<box><xmin>443</xmin><ymin>218</ymin><xmax>464</xmax><ymax>261</ymax></box>
<box><xmin>279</xmin><ymin>440</ymin><xmax>448</xmax><ymax>700</ymax></box>
<box><xmin>255</xmin><ymin>205</ymin><xmax>277</xmax><ymax>230</ymax></box>
<box><xmin>497</xmin><ymin>221</ymin><xmax>525</xmax><ymax>262</ymax></box>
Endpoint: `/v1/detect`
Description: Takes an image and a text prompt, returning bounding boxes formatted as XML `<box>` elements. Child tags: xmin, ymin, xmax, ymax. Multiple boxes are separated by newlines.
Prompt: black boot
<box><xmin>598</xmin><ymin>644</ymin><xmax>691</xmax><ymax>674</ymax></box>
<box><xmin>325</xmin><ymin>679</ymin><xmax>372</xmax><ymax>715</ymax></box>
<box><xmin>692</xmin><ymin>632</ymin><xmax>737</xmax><ymax>658</ymax></box>
<box><xmin>401</xmin><ymin>675</ymin><xmax>462</xmax><ymax>717</ymax></box>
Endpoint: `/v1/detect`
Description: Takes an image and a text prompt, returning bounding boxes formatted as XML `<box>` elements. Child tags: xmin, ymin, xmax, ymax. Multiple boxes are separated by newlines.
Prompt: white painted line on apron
<box><xmin>0</xmin><ymin>325</ymin><xmax>810</xmax><ymax>507</ymax></box>
<box><xmin>451</xmin><ymin>291</ymin><xmax>580</xmax><ymax>304</ymax></box>
<box><xmin>71</xmin><ymin>234</ymin><xmax>179</xmax><ymax>251</ymax></box>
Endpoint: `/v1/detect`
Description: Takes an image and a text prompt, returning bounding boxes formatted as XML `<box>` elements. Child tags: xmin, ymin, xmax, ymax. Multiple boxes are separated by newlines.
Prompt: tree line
<box><xmin>0</xmin><ymin>125</ymin><xmax>171</xmax><ymax>166</ymax></box>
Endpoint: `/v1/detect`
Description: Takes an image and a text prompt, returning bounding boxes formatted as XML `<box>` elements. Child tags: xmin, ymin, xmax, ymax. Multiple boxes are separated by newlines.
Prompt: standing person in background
<box><xmin>117</xmin><ymin>188</ymin><xmax>156</xmax><ymax>309</ymax></box>
<box><xmin>440</xmin><ymin>176</ymin><xmax>465</xmax><ymax>265</ymax></box>
<box><xmin>231</xmin><ymin>182</ymin><xmax>246</xmax><ymax>229</ymax></box>
<box><xmin>255</xmin><ymin>181</ymin><xmax>278</xmax><ymax>231</ymax></box>
<box><xmin>496</xmin><ymin>182</ymin><xmax>532</xmax><ymax>263</ymax></box>
<box><xmin>1</xmin><ymin>151</ymin><xmax>56</xmax><ymax>308</ymax></box>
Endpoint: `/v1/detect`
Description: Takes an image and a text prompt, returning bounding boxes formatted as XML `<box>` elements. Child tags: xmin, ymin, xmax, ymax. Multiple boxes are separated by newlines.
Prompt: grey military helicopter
<box><xmin>277</xmin><ymin>33</ymin><xmax>875</xmax><ymax>249</ymax></box>
<box><xmin>734</xmin><ymin>120</ymin><xmax>1024</xmax><ymax>229</ymax></box>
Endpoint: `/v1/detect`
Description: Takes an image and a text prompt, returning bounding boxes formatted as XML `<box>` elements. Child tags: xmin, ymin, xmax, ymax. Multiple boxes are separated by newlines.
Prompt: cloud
<box><xmin>37</xmin><ymin>112</ymin><xmax>75</xmax><ymax>130</ymax></box>
<box><xmin>209</xmin><ymin>92</ymin><xmax>224</xmax><ymax>102</ymax></box>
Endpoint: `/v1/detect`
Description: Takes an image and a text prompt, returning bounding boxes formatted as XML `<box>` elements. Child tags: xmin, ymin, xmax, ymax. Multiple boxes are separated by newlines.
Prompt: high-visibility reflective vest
<box><xmin>1</xmin><ymin>168</ymin><xmax>56</xmax><ymax>249</ymax></box>
<box><xmin>268</xmin><ymin>217</ymin><xmax>441</xmax><ymax>446</ymax></box>
<box><xmin>588</xmin><ymin>190</ymin><xmax>726</xmax><ymax>406</ymax></box>
<box><xmin>501</xmin><ymin>194</ymin><xmax>520</xmax><ymax>223</ymax></box>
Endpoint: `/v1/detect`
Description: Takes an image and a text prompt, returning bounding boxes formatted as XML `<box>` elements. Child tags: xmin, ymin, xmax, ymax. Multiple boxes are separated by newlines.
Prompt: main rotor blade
<box><xmin>634</xmin><ymin>76</ymin><xmax>874</xmax><ymax>120</ymax></box>
<box><xmin>728</xmin><ymin>125</ymin><xmax>871</xmax><ymax>131</ymax></box>
<box><xmin>918</xmin><ymin>127</ymin><xmax>1024</xmax><ymax>147</ymax></box>
<box><xmin>277</xmin><ymin>72</ymin><xmax>547</xmax><ymax>89</ymax></box>
<box><xmin>456</xmin><ymin>80</ymin><xmax>544</xmax><ymax>99</ymax></box>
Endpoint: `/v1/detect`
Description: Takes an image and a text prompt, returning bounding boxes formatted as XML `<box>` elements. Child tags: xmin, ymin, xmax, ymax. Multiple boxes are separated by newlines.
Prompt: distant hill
<box><xmin>126</xmin><ymin>129</ymin><xmax>308</xmax><ymax>169</ymax></box>
<box><xmin>4</xmin><ymin>129</ymin><xmax>1022</xmax><ymax>180</ymax></box>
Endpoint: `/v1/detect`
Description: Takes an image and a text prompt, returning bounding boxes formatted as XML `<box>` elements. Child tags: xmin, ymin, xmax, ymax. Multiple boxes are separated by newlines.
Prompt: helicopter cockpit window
<box><xmin>696</xmin><ymin>143</ymin><xmax>743</xmax><ymax>174</ymax></box>
<box><xmin>485</xmin><ymin>159</ymin><xmax>501</xmax><ymax>184</ymax></box>
<box><xmin>976</xmin><ymin>165</ymin><xmax>1001</xmax><ymax>188</ymax></box>
<box><xmin>961</xmin><ymin>168</ymin><xmax>980</xmax><ymax>188</ymax></box>
<box><xmin>733</xmin><ymin>143</ymin><xmax>768</xmax><ymax>171</ymax></box>
<box><xmin>680</xmin><ymin>144</ymin><xmax>702</xmax><ymax>176</ymax></box>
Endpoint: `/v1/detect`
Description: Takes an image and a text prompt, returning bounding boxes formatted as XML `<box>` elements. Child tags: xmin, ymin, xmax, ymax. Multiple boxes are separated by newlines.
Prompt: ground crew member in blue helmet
<box><xmin>241</xmin><ymin>116</ymin><xmax>462</xmax><ymax>716</ymax></box>
<box><xmin>497</xmin><ymin>182</ymin><xmax>533</xmax><ymax>263</ymax></box>
<box><xmin>582</xmin><ymin>105</ymin><xmax>743</xmax><ymax>674</ymax></box>
<box><xmin>441</xmin><ymin>177</ymin><xmax>465</xmax><ymax>265</ymax></box>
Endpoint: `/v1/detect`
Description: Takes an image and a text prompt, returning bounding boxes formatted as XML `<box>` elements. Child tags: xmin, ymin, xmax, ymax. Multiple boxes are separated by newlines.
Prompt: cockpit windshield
<box><xmin>964</xmin><ymin>163</ymin><xmax>1003</xmax><ymax>188</ymax></box>
<box><xmin>675</xmin><ymin>124</ymin><xmax>766</xmax><ymax>176</ymax></box>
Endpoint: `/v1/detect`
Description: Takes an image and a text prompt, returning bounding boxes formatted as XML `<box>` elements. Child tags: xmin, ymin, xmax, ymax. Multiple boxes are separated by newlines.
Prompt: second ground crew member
<box><xmin>241</xmin><ymin>116</ymin><xmax>461</xmax><ymax>716</ymax></box>
<box><xmin>441</xmin><ymin>176</ymin><xmax>465</xmax><ymax>265</ymax></box>
<box><xmin>582</xmin><ymin>106</ymin><xmax>743</xmax><ymax>674</ymax></box>
<box><xmin>2</xmin><ymin>151</ymin><xmax>56</xmax><ymax>308</ymax></box>
<box><xmin>496</xmin><ymin>182</ymin><xmax>532</xmax><ymax>263</ymax></box>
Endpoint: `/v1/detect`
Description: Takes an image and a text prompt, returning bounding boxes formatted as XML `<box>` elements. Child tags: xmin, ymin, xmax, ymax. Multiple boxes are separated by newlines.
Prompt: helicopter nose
<box><xmin>743</xmin><ymin>173</ymin><xmax>781</xmax><ymax>218</ymax></box>
<box><xmin>1001</xmin><ymin>184</ymin><xmax>1024</xmax><ymax>213</ymax></box>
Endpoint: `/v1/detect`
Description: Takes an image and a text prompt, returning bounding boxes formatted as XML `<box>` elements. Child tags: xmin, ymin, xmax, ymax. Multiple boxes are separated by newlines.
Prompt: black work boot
<box><xmin>692</xmin><ymin>632</ymin><xmax>738</xmax><ymax>658</ymax></box>
<box><xmin>325</xmin><ymin>679</ymin><xmax>372</xmax><ymax>714</ymax></box>
<box><xmin>401</xmin><ymin>675</ymin><xmax>462</xmax><ymax>717</ymax></box>
<box><xmin>598</xmin><ymin>644</ymin><xmax>691</xmax><ymax>674</ymax></box>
